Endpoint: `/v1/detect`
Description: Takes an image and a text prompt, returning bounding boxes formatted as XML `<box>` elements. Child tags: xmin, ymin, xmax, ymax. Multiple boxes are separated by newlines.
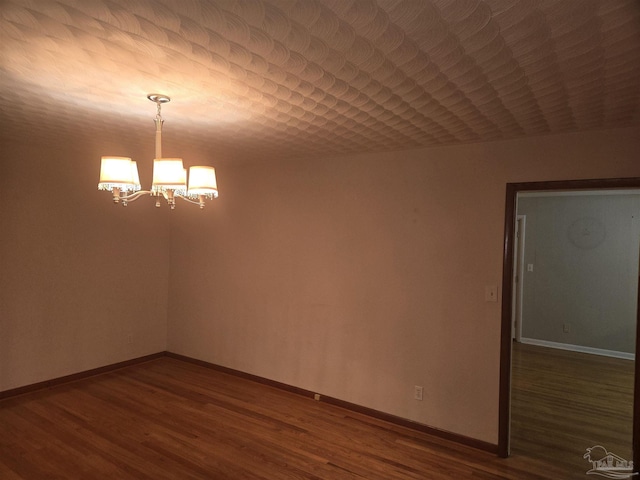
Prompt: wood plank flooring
<box><xmin>0</xmin><ymin>346</ymin><xmax>634</xmax><ymax>479</ymax></box>
<box><xmin>511</xmin><ymin>341</ymin><xmax>634</xmax><ymax>479</ymax></box>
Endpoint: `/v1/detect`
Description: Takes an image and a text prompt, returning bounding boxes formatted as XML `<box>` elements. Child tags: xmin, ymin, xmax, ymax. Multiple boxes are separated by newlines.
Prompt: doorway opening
<box><xmin>498</xmin><ymin>177</ymin><xmax>640</xmax><ymax>472</ymax></box>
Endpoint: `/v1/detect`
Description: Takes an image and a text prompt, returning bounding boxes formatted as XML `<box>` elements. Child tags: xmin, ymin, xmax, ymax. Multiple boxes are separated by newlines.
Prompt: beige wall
<box><xmin>2</xmin><ymin>126</ymin><xmax>639</xmax><ymax>446</ymax></box>
<box><xmin>0</xmin><ymin>139</ymin><xmax>170</xmax><ymax>392</ymax></box>
<box><xmin>167</xmin><ymin>126</ymin><xmax>640</xmax><ymax>445</ymax></box>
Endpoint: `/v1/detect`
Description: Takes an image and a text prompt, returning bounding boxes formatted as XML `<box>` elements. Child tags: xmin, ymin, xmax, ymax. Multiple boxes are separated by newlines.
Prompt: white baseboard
<box><xmin>519</xmin><ymin>337</ymin><xmax>635</xmax><ymax>361</ymax></box>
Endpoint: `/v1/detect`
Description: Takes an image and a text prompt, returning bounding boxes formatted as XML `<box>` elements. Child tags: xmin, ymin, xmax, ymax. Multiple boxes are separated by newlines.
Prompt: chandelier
<box><xmin>98</xmin><ymin>94</ymin><xmax>218</xmax><ymax>209</ymax></box>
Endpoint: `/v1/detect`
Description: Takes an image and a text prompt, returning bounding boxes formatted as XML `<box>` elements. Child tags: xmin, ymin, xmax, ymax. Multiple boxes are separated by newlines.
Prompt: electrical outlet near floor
<box><xmin>414</xmin><ymin>385</ymin><xmax>424</xmax><ymax>401</ymax></box>
<box><xmin>563</xmin><ymin>323</ymin><xmax>570</xmax><ymax>333</ymax></box>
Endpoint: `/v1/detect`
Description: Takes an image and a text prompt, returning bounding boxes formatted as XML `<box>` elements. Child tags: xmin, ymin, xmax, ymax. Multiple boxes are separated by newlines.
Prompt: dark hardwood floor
<box><xmin>0</xmin><ymin>346</ymin><xmax>634</xmax><ymax>479</ymax></box>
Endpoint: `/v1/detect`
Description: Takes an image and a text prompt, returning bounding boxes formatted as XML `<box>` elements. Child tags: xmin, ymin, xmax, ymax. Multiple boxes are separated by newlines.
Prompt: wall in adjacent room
<box><xmin>167</xmin><ymin>126</ymin><xmax>640</xmax><ymax>445</ymax></box>
<box><xmin>517</xmin><ymin>193</ymin><xmax>640</xmax><ymax>355</ymax></box>
<box><xmin>0</xmin><ymin>137</ymin><xmax>170</xmax><ymax>392</ymax></box>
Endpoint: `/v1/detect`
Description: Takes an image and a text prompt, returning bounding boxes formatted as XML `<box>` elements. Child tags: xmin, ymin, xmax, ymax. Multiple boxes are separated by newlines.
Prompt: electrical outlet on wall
<box><xmin>414</xmin><ymin>385</ymin><xmax>424</xmax><ymax>401</ymax></box>
<box><xmin>485</xmin><ymin>285</ymin><xmax>498</xmax><ymax>302</ymax></box>
<box><xmin>563</xmin><ymin>323</ymin><xmax>570</xmax><ymax>333</ymax></box>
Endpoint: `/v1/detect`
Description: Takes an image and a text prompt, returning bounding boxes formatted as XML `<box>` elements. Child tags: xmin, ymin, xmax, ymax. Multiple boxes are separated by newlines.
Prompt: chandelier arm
<box><xmin>175</xmin><ymin>194</ymin><xmax>207</xmax><ymax>209</ymax></box>
<box><xmin>120</xmin><ymin>190</ymin><xmax>152</xmax><ymax>202</ymax></box>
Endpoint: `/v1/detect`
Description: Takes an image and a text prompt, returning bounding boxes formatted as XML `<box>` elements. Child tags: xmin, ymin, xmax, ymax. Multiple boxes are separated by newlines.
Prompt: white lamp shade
<box><xmin>188</xmin><ymin>166</ymin><xmax>218</xmax><ymax>197</ymax></box>
<box><xmin>152</xmin><ymin>158</ymin><xmax>186</xmax><ymax>189</ymax></box>
<box><xmin>130</xmin><ymin>161</ymin><xmax>141</xmax><ymax>189</ymax></box>
<box><xmin>98</xmin><ymin>156</ymin><xmax>139</xmax><ymax>191</ymax></box>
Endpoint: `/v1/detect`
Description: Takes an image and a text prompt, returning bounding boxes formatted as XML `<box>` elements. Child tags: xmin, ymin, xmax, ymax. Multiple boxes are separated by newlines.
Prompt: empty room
<box><xmin>1</xmin><ymin>1</ymin><xmax>640</xmax><ymax>479</ymax></box>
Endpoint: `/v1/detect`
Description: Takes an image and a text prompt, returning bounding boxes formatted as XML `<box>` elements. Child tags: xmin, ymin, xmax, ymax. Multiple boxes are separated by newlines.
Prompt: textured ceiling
<box><xmin>1</xmin><ymin>0</ymin><xmax>639</xmax><ymax>162</ymax></box>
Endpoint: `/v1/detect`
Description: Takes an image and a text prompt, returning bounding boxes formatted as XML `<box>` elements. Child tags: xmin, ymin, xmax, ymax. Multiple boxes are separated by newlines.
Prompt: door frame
<box><xmin>511</xmin><ymin>215</ymin><xmax>525</xmax><ymax>342</ymax></box>
<box><xmin>498</xmin><ymin>177</ymin><xmax>640</xmax><ymax>463</ymax></box>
